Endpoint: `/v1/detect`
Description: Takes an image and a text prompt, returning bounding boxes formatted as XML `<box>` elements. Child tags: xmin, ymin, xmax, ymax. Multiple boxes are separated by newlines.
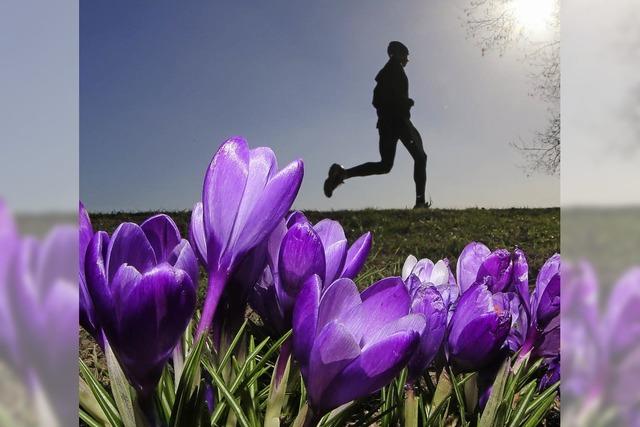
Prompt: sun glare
<box><xmin>510</xmin><ymin>0</ymin><xmax>555</xmax><ymax>34</ymax></box>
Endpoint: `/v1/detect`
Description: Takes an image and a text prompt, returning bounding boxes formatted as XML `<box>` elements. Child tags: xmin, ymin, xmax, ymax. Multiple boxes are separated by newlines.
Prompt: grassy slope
<box><xmin>90</xmin><ymin>207</ymin><xmax>560</xmax><ymax>288</ymax></box>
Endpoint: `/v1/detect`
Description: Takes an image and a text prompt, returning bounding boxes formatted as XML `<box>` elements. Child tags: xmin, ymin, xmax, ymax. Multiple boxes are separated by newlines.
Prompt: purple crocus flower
<box><xmin>85</xmin><ymin>214</ymin><xmax>197</xmax><ymax>399</ymax></box>
<box><xmin>402</xmin><ymin>255</ymin><xmax>459</xmax><ymax>308</ymax></box>
<box><xmin>79</xmin><ymin>202</ymin><xmax>103</xmax><ymax>348</ymax></box>
<box><xmin>456</xmin><ymin>242</ymin><xmax>528</xmax><ymax>295</ymax></box>
<box><xmin>403</xmin><ymin>277</ymin><xmax>447</xmax><ymax>383</ymax></box>
<box><xmin>249</xmin><ymin>212</ymin><xmax>372</xmax><ymax>336</ymax></box>
<box><xmin>189</xmin><ymin>137</ymin><xmax>303</xmax><ymax>338</ymax></box>
<box><xmin>447</xmin><ymin>282</ymin><xmax>512</xmax><ymax>372</ymax></box>
<box><xmin>292</xmin><ymin>276</ymin><xmax>425</xmax><ymax>420</ymax></box>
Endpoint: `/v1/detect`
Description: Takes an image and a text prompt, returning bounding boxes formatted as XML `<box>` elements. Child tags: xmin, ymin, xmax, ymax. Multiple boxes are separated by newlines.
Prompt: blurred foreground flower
<box><xmin>85</xmin><ymin>214</ymin><xmax>197</xmax><ymax>401</ymax></box>
<box><xmin>1</xmin><ymin>200</ymin><xmax>78</xmax><ymax>426</ymax></box>
<box><xmin>292</xmin><ymin>276</ymin><xmax>424</xmax><ymax>422</ymax></box>
<box><xmin>189</xmin><ymin>137</ymin><xmax>303</xmax><ymax>338</ymax></box>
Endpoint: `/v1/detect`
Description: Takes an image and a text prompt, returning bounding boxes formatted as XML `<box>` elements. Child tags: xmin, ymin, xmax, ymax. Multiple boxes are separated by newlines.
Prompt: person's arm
<box><xmin>388</xmin><ymin>62</ymin><xmax>412</xmax><ymax>113</ymax></box>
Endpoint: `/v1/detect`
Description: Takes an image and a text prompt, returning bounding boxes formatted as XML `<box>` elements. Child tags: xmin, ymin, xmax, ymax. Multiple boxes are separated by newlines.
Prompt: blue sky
<box><xmin>80</xmin><ymin>0</ymin><xmax>559</xmax><ymax>212</ymax></box>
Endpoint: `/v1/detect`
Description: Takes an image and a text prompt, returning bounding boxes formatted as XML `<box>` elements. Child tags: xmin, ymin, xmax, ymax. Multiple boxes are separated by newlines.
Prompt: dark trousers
<box><xmin>345</xmin><ymin>117</ymin><xmax>427</xmax><ymax>199</ymax></box>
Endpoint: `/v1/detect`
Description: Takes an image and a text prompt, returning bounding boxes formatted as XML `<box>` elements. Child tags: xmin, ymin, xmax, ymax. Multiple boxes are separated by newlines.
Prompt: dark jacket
<box><xmin>372</xmin><ymin>58</ymin><xmax>413</xmax><ymax>119</ymax></box>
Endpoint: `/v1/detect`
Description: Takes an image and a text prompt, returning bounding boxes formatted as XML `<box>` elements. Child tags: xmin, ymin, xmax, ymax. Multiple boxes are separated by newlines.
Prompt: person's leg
<box><xmin>344</xmin><ymin>126</ymin><xmax>398</xmax><ymax>178</ymax></box>
<box><xmin>399</xmin><ymin>120</ymin><xmax>427</xmax><ymax>204</ymax></box>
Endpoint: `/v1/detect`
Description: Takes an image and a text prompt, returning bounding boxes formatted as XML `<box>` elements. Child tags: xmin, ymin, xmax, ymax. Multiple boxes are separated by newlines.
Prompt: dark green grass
<box><xmin>90</xmin><ymin>207</ymin><xmax>560</xmax><ymax>289</ymax></box>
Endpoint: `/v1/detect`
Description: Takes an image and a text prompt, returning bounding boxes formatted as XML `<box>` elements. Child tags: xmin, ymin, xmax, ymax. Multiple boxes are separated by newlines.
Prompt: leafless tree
<box><xmin>464</xmin><ymin>0</ymin><xmax>560</xmax><ymax>175</ymax></box>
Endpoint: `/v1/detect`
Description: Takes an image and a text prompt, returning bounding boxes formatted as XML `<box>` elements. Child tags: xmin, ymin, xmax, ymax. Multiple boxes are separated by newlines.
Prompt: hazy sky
<box><xmin>80</xmin><ymin>0</ymin><xmax>560</xmax><ymax>212</ymax></box>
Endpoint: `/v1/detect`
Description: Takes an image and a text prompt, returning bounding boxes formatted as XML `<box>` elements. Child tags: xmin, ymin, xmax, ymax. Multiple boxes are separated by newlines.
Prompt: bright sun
<box><xmin>510</xmin><ymin>0</ymin><xmax>555</xmax><ymax>34</ymax></box>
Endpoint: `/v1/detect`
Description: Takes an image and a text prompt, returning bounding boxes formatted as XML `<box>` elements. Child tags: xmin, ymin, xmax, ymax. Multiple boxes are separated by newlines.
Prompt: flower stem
<box><xmin>196</xmin><ymin>271</ymin><xmax>227</xmax><ymax>339</ymax></box>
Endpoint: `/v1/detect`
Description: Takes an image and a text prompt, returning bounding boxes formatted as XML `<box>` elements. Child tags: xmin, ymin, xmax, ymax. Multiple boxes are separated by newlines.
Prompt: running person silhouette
<box><xmin>324</xmin><ymin>41</ymin><xmax>429</xmax><ymax>209</ymax></box>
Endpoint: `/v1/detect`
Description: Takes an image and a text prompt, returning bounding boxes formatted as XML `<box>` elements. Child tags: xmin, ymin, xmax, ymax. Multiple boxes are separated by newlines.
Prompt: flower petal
<box><xmin>401</xmin><ymin>255</ymin><xmax>418</xmax><ymax>281</ymax></box>
<box><xmin>317</xmin><ymin>278</ymin><xmax>361</xmax><ymax>333</ymax></box>
<box><xmin>106</xmin><ymin>223</ymin><xmax>156</xmax><ymax>281</ymax></box>
<box><xmin>319</xmin><ymin>330</ymin><xmax>419</xmax><ymax>412</ymax></box>
<box><xmin>313</xmin><ymin>219</ymin><xmax>347</xmax><ymax>248</ymax></box>
<box><xmin>140</xmin><ymin>214</ymin><xmax>181</xmax><ymax>263</ymax></box>
<box><xmin>340</xmin><ymin>277</ymin><xmax>411</xmax><ymax>345</ymax></box>
<box><xmin>341</xmin><ymin>232</ymin><xmax>372</xmax><ymax>280</ymax></box>
<box><xmin>306</xmin><ymin>321</ymin><xmax>360</xmax><ymax>409</ymax></box>
<box><xmin>231</xmin><ymin>159</ymin><xmax>304</xmax><ymax>263</ymax></box>
<box><xmin>189</xmin><ymin>202</ymin><xmax>208</xmax><ymax>266</ymax></box>
<box><xmin>476</xmin><ymin>249</ymin><xmax>513</xmax><ymax>293</ymax></box>
<box><xmin>202</xmin><ymin>137</ymin><xmax>250</xmax><ymax>269</ymax></box>
<box><xmin>292</xmin><ymin>275</ymin><xmax>322</xmax><ymax>369</ymax></box>
<box><xmin>323</xmin><ymin>239</ymin><xmax>348</xmax><ymax>284</ymax></box>
<box><xmin>167</xmin><ymin>239</ymin><xmax>200</xmax><ymax>290</ymax></box>
<box><xmin>456</xmin><ymin>242</ymin><xmax>490</xmax><ymax>293</ymax></box>
<box><xmin>279</xmin><ymin>222</ymin><xmax>326</xmax><ymax>297</ymax></box>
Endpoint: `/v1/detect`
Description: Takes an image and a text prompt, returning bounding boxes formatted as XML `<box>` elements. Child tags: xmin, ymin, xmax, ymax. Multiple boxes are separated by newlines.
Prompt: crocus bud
<box><xmin>189</xmin><ymin>137</ymin><xmax>304</xmax><ymax>338</ymax></box>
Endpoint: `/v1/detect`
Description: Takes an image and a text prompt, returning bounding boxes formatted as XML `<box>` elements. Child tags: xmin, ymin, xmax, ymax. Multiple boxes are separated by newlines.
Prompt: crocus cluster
<box><xmin>79</xmin><ymin>138</ymin><xmax>561</xmax><ymax>426</ymax></box>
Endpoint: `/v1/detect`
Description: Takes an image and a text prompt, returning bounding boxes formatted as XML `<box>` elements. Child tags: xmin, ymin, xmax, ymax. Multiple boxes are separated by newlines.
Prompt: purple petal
<box><xmin>532</xmin><ymin>253</ymin><xmax>561</xmax><ymax>312</ymax></box>
<box><xmin>106</xmin><ymin>223</ymin><xmax>156</xmax><ymax>281</ymax></box>
<box><xmin>278</xmin><ymin>222</ymin><xmax>326</xmax><ymax>297</ymax></box>
<box><xmin>412</xmin><ymin>258</ymin><xmax>435</xmax><ymax>283</ymax></box>
<box><xmin>535</xmin><ymin>273</ymin><xmax>560</xmax><ymax>329</ymax></box>
<box><xmin>360</xmin><ymin>276</ymin><xmax>404</xmax><ymax>301</ymax></box>
<box><xmin>476</xmin><ymin>249</ymin><xmax>513</xmax><ymax>293</ymax></box>
<box><xmin>456</xmin><ymin>242</ymin><xmax>490</xmax><ymax>293</ymax></box>
<box><xmin>231</xmin><ymin>158</ymin><xmax>304</xmax><ymax>264</ymax></box>
<box><xmin>323</xmin><ymin>239</ymin><xmax>348</xmax><ymax>285</ymax></box>
<box><xmin>188</xmin><ymin>202</ymin><xmax>208</xmax><ymax>266</ymax></box>
<box><xmin>340</xmin><ymin>232</ymin><xmax>372</xmax><ymax>280</ymax></box>
<box><xmin>292</xmin><ymin>275</ymin><xmax>322</xmax><ymax>369</ymax></box>
<box><xmin>317</xmin><ymin>278</ymin><xmax>361</xmax><ymax>333</ymax></box>
<box><xmin>140</xmin><ymin>214</ymin><xmax>181</xmax><ymax>263</ymax></box>
<box><xmin>167</xmin><ymin>239</ymin><xmax>200</xmax><ymax>290</ymax></box>
<box><xmin>35</xmin><ymin>225</ymin><xmax>77</xmax><ymax>291</ymax></box>
<box><xmin>114</xmin><ymin>265</ymin><xmax>196</xmax><ymax>394</ymax></box>
<box><xmin>313</xmin><ymin>219</ymin><xmax>346</xmax><ymax>248</ymax></box>
<box><xmin>266</xmin><ymin>220</ymin><xmax>287</xmax><ymax>270</ymax></box>
<box><xmin>512</xmin><ymin>249</ymin><xmax>530</xmax><ymax>314</ymax></box>
<box><xmin>340</xmin><ymin>278</ymin><xmax>411</xmax><ymax>345</ymax></box>
<box><xmin>85</xmin><ymin>232</ymin><xmax>112</xmax><ymax>331</ymax></box>
<box><xmin>401</xmin><ymin>255</ymin><xmax>418</xmax><ymax>281</ymax></box>
<box><xmin>318</xmin><ymin>330</ymin><xmax>419</xmax><ymax>412</ymax></box>
<box><xmin>79</xmin><ymin>201</ymin><xmax>93</xmax><ymax>268</ymax></box>
<box><xmin>604</xmin><ymin>267</ymin><xmax>640</xmax><ymax>355</ymax></box>
<box><xmin>307</xmin><ymin>321</ymin><xmax>361</xmax><ymax>409</ymax></box>
<box><xmin>202</xmin><ymin>137</ymin><xmax>250</xmax><ymax>270</ymax></box>
<box><xmin>286</xmin><ymin>211</ymin><xmax>309</xmax><ymax>228</ymax></box>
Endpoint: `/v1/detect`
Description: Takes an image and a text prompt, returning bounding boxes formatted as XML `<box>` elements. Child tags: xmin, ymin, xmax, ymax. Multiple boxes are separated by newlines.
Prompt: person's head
<box><xmin>387</xmin><ymin>41</ymin><xmax>409</xmax><ymax>67</ymax></box>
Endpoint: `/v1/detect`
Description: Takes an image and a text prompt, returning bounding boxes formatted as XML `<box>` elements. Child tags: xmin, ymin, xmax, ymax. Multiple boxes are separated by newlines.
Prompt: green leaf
<box><xmin>79</xmin><ymin>408</ymin><xmax>104</xmax><ymax>427</ymax></box>
<box><xmin>403</xmin><ymin>387</ymin><xmax>419</xmax><ymax>427</ymax></box>
<box><xmin>431</xmin><ymin>368</ymin><xmax>452</xmax><ymax>409</ymax></box>
<box><xmin>207</xmin><ymin>365</ymin><xmax>252</xmax><ymax>427</ymax></box>
<box><xmin>508</xmin><ymin>382</ymin><xmax>536</xmax><ymax>427</ymax></box>
<box><xmin>79</xmin><ymin>358</ymin><xmax>123</xmax><ymax>427</ymax></box>
<box><xmin>105</xmin><ymin>343</ymin><xmax>137</xmax><ymax>427</ymax></box>
<box><xmin>217</xmin><ymin>320</ymin><xmax>249</xmax><ymax>375</ymax></box>
<box><xmin>449</xmin><ymin>367</ymin><xmax>467</xmax><ymax>425</ymax></box>
<box><xmin>478</xmin><ymin>358</ymin><xmax>510</xmax><ymax>427</ymax></box>
<box><xmin>264</xmin><ymin>346</ymin><xmax>292</xmax><ymax>427</ymax></box>
<box><xmin>170</xmin><ymin>335</ymin><xmax>206</xmax><ymax>427</ymax></box>
<box><xmin>79</xmin><ymin>376</ymin><xmax>111</xmax><ymax>426</ymax></box>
